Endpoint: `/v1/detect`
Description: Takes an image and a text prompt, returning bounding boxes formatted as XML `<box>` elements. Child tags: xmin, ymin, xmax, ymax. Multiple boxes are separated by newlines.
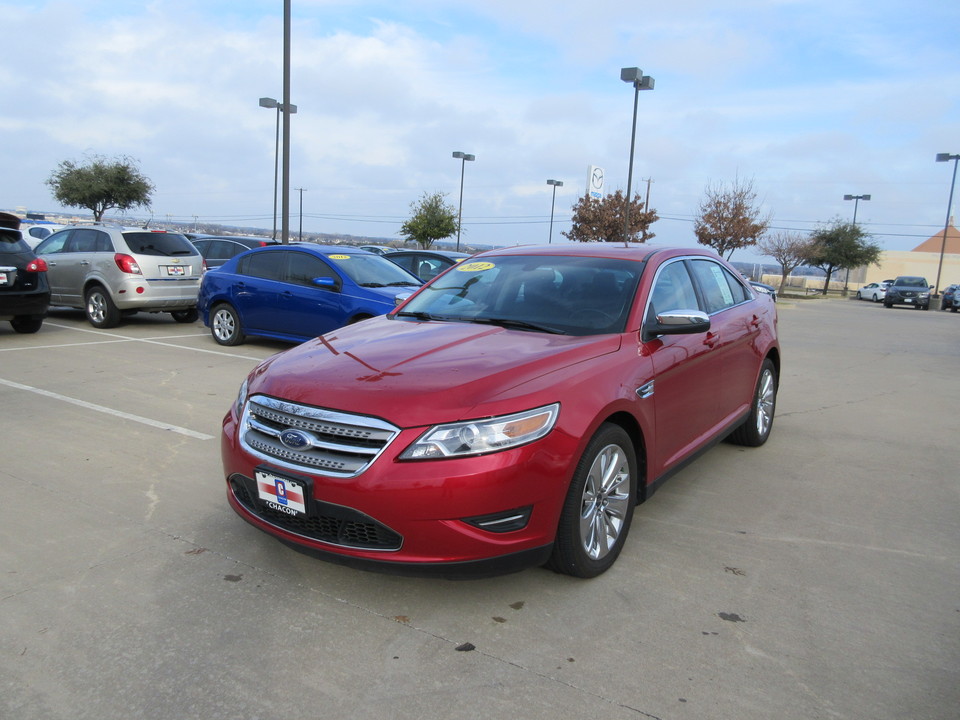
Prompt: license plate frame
<box><xmin>255</xmin><ymin>469</ymin><xmax>307</xmax><ymax>516</ymax></box>
<box><xmin>165</xmin><ymin>265</ymin><xmax>186</xmax><ymax>276</ymax></box>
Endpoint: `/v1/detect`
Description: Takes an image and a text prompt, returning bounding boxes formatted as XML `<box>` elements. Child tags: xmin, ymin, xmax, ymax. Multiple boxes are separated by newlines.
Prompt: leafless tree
<box><xmin>757</xmin><ymin>231</ymin><xmax>815</xmax><ymax>295</ymax></box>
<box><xmin>694</xmin><ymin>177</ymin><xmax>770</xmax><ymax>259</ymax></box>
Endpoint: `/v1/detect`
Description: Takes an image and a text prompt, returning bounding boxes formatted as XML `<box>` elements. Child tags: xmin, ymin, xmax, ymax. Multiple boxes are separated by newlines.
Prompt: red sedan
<box><xmin>220</xmin><ymin>244</ymin><xmax>780</xmax><ymax>577</ymax></box>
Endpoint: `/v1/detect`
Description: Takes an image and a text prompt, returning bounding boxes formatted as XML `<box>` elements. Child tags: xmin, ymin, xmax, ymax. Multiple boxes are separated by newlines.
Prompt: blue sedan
<box><xmin>198</xmin><ymin>244</ymin><xmax>422</xmax><ymax>346</ymax></box>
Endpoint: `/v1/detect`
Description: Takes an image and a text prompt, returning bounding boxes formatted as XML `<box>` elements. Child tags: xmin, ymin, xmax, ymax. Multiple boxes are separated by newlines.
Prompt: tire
<box><xmin>11</xmin><ymin>316</ymin><xmax>43</xmax><ymax>334</ymax></box>
<box><xmin>85</xmin><ymin>286</ymin><xmax>121</xmax><ymax>328</ymax></box>
<box><xmin>211</xmin><ymin>303</ymin><xmax>245</xmax><ymax>346</ymax></box>
<box><xmin>883</xmin><ymin>301</ymin><xmax>892</xmax><ymax>308</ymax></box>
<box><xmin>728</xmin><ymin>358</ymin><xmax>777</xmax><ymax>447</ymax></box>
<box><xmin>171</xmin><ymin>308</ymin><xmax>199</xmax><ymax>323</ymax></box>
<box><xmin>951</xmin><ymin>306</ymin><xmax>958</xmax><ymax>313</ymax></box>
<box><xmin>548</xmin><ymin>423</ymin><xmax>637</xmax><ymax>578</ymax></box>
<box><xmin>872</xmin><ymin>294</ymin><xmax>879</xmax><ymax>302</ymax></box>
<box><xmin>856</xmin><ymin>291</ymin><xmax>862</xmax><ymax>300</ymax></box>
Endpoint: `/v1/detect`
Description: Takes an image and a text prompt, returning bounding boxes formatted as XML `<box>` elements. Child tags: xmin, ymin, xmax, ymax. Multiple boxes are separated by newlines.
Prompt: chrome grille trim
<box><xmin>240</xmin><ymin>395</ymin><xmax>400</xmax><ymax>478</ymax></box>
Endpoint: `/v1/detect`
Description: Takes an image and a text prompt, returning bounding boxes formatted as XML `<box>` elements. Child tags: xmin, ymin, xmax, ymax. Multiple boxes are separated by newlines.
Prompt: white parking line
<box><xmin>0</xmin><ymin>377</ymin><xmax>215</xmax><ymax>440</ymax></box>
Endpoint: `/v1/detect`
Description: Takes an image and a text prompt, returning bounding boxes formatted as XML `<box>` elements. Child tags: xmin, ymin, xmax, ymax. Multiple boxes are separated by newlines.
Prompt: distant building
<box><xmin>862</xmin><ymin>222</ymin><xmax>960</xmax><ymax>292</ymax></box>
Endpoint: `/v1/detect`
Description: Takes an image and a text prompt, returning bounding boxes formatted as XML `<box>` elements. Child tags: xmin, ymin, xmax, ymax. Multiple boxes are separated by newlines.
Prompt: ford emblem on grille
<box><xmin>279</xmin><ymin>429</ymin><xmax>313</xmax><ymax>450</ymax></box>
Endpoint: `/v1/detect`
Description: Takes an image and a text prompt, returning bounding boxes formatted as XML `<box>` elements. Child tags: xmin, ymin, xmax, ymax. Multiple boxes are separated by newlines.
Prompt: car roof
<box><xmin>471</xmin><ymin>244</ymin><xmax>720</xmax><ymax>263</ymax></box>
<box><xmin>385</xmin><ymin>249</ymin><xmax>469</xmax><ymax>258</ymax></box>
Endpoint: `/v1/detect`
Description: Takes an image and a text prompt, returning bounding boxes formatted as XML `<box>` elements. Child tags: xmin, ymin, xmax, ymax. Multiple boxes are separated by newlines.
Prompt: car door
<box><xmin>36</xmin><ymin>228</ymin><xmax>105</xmax><ymax>306</ymax></box>
<box><xmin>278</xmin><ymin>250</ymin><xmax>344</xmax><ymax>338</ymax></box>
<box><xmin>34</xmin><ymin>230</ymin><xmax>72</xmax><ymax>303</ymax></box>
<box><xmin>688</xmin><ymin>258</ymin><xmax>762</xmax><ymax>430</ymax></box>
<box><xmin>232</xmin><ymin>249</ymin><xmax>286</xmax><ymax>334</ymax></box>
<box><xmin>643</xmin><ymin>258</ymin><xmax>724</xmax><ymax>470</ymax></box>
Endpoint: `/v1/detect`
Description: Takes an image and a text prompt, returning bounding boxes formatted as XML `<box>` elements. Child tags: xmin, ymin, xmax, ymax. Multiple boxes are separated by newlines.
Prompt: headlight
<box><xmin>236</xmin><ymin>378</ymin><xmax>249</xmax><ymax>411</ymax></box>
<box><xmin>400</xmin><ymin>404</ymin><xmax>560</xmax><ymax>460</ymax></box>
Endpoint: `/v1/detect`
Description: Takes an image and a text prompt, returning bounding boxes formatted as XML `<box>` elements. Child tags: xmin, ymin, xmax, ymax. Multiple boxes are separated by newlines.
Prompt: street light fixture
<box><xmin>934</xmin><ymin>153</ymin><xmax>960</xmax><ymax>297</ymax></box>
<box><xmin>620</xmin><ymin>67</ymin><xmax>654</xmax><ymax>241</ymax></box>
<box><xmin>546</xmin><ymin>179</ymin><xmax>563</xmax><ymax>244</ymax></box>
<box><xmin>452</xmin><ymin>151</ymin><xmax>475</xmax><ymax>251</ymax></box>
<box><xmin>842</xmin><ymin>193</ymin><xmax>871</xmax><ymax>293</ymax></box>
<box><xmin>259</xmin><ymin>96</ymin><xmax>298</xmax><ymax>240</ymax></box>
<box><xmin>296</xmin><ymin>187</ymin><xmax>307</xmax><ymax>240</ymax></box>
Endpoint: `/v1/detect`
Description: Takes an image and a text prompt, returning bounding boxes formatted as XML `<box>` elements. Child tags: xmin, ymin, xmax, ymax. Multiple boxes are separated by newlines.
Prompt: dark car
<box><xmin>219</xmin><ymin>245</ymin><xmax>780</xmax><ymax>577</ymax></box>
<box><xmin>883</xmin><ymin>276</ymin><xmax>932</xmax><ymax>310</ymax></box>
<box><xmin>197</xmin><ymin>244</ymin><xmax>422</xmax><ymax>346</ymax></box>
<box><xmin>939</xmin><ymin>284</ymin><xmax>958</xmax><ymax>311</ymax></box>
<box><xmin>0</xmin><ymin>214</ymin><xmax>50</xmax><ymax>334</ymax></box>
<box><xmin>190</xmin><ymin>235</ymin><xmax>279</xmax><ymax>269</ymax></box>
<box><xmin>748</xmin><ymin>280</ymin><xmax>777</xmax><ymax>303</ymax></box>
<box><xmin>383</xmin><ymin>249</ymin><xmax>470</xmax><ymax>281</ymax></box>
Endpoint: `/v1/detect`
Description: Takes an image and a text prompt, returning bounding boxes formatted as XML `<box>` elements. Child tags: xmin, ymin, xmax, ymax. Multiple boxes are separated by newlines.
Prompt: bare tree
<box><xmin>563</xmin><ymin>190</ymin><xmax>657</xmax><ymax>243</ymax></box>
<box><xmin>757</xmin><ymin>231</ymin><xmax>814</xmax><ymax>295</ymax></box>
<box><xmin>694</xmin><ymin>177</ymin><xmax>770</xmax><ymax>259</ymax></box>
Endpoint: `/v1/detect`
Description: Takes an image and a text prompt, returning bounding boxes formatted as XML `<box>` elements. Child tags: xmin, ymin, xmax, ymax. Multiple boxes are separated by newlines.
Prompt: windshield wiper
<box><xmin>394</xmin><ymin>310</ymin><xmax>447</xmax><ymax>321</ymax></box>
<box><xmin>361</xmin><ymin>281</ymin><xmax>421</xmax><ymax>288</ymax></box>
<box><xmin>469</xmin><ymin>317</ymin><xmax>567</xmax><ymax>334</ymax></box>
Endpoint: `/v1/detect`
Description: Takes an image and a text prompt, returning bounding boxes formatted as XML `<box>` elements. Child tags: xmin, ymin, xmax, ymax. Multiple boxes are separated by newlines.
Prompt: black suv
<box><xmin>883</xmin><ymin>276</ymin><xmax>931</xmax><ymax>310</ymax></box>
<box><xmin>0</xmin><ymin>213</ymin><xmax>50</xmax><ymax>333</ymax></box>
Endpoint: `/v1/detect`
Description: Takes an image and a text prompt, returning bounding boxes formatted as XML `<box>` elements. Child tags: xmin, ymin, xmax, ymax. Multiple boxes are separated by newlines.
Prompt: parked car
<box><xmin>359</xmin><ymin>245</ymin><xmax>391</xmax><ymax>256</ymax></box>
<box><xmin>189</xmin><ymin>235</ymin><xmax>279</xmax><ymax>269</ymax></box>
<box><xmin>883</xmin><ymin>276</ymin><xmax>932</xmax><ymax>310</ymax></box>
<box><xmin>856</xmin><ymin>282</ymin><xmax>887</xmax><ymax>302</ymax></box>
<box><xmin>197</xmin><ymin>244</ymin><xmax>422</xmax><ymax>346</ymax></box>
<box><xmin>20</xmin><ymin>223</ymin><xmax>65</xmax><ymax>248</ymax></box>
<box><xmin>34</xmin><ymin>225</ymin><xmax>204</xmax><ymax>328</ymax></box>
<box><xmin>939</xmin><ymin>284</ymin><xmax>958</xmax><ymax>310</ymax></box>
<box><xmin>952</xmin><ymin>292</ymin><xmax>960</xmax><ymax>313</ymax></box>
<box><xmin>219</xmin><ymin>244</ymin><xmax>780</xmax><ymax>577</ymax></box>
<box><xmin>383</xmin><ymin>249</ymin><xmax>470</xmax><ymax>281</ymax></box>
<box><xmin>0</xmin><ymin>215</ymin><xmax>50</xmax><ymax>333</ymax></box>
<box><xmin>748</xmin><ymin>280</ymin><xmax>777</xmax><ymax>302</ymax></box>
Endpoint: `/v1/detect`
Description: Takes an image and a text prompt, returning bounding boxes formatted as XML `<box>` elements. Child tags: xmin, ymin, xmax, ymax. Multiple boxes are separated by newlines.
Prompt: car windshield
<box><xmin>327</xmin><ymin>253</ymin><xmax>423</xmax><ymax>288</ymax></box>
<box><xmin>896</xmin><ymin>277</ymin><xmax>927</xmax><ymax>287</ymax></box>
<box><xmin>396</xmin><ymin>255</ymin><xmax>643</xmax><ymax>336</ymax></box>
<box><xmin>0</xmin><ymin>228</ymin><xmax>30</xmax><ymax>253</ymax></box>
<box><xmin>123</xmin><ymin>231</ymin><xmax>198</xmax><ymax>257</ymax></box>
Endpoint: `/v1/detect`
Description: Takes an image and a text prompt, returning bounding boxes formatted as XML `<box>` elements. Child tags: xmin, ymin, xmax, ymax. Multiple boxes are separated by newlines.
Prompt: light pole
<box><xmin>620</xmin><ymin>67</ymin><xmax>654</xmax><ymax>241</ymax></box>
<box><xmin>452</xmin><ymin>151</ymin><xmax>475</xmax><ymax>251</ymax></box>
<box><xmin>259</xmin><ymin>96</ymin><xmax>297</xmax><ymax>240</ymax></box>
<box><xmin>296</xmin><ymin>187</ymin><xmax>306</xmax><ymax>241</ymax></box>
<box><xmin>842</xmin><ymin>193</ymin><xmax>870</xmax><ymax>292</ymax></box>
<box><xmin>546</xmin><ymin>179</ymin><xmax>563</xmax><ymax>243</ymax></box>
<box><xmin>935</xmin><ymin>153</ymin><xmax>959</xmax><ymax>297</ymax></box>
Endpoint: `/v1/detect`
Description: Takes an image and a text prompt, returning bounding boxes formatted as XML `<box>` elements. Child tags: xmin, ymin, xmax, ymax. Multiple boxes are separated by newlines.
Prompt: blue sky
<box><xmin>3</xmin><ymin>0</ymin><xmax>959</xmax><ymax>260</ymax></box>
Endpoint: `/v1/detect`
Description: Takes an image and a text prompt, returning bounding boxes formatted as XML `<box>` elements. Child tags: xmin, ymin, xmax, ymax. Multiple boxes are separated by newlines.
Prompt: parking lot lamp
<box><xmin>842</xmin><ymin>194</ymin><xmax>870</xmax><ymax>292</ymax></box>
<box><xmin>620</xmin><ymin>67</ymin><xmax>654</xmax><ymax>241</ymax></box>
<box><xmin>546</xmin><ymin>179</ymin><xmax>563</xmax><ymax>243</ymax></box>
<box><xmin>452</xmin><ymin>151</ymin><xmax>475</xmax><ymax>251</ymax></box>
<box><xmin>260</xmin><ymin>97</ymin><xmax>298</xmax><ymax>241</ymax></box>
<box><xmin>935</xmin><ymin>153</ymin><xmax>959</xmax><ymax>296</ymax></box>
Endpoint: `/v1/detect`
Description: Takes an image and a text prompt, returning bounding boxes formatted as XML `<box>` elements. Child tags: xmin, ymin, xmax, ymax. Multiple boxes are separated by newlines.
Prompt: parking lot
<box><xmin>1</xmin><ymin>298</ymin><xmax>958</xmax><ymax>720</ymax></box>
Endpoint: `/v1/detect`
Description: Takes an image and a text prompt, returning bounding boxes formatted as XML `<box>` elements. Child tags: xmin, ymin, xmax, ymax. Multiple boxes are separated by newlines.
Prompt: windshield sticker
<box><xmin>329</xmin><ymin>254</ymin><xmax>350</xmax><ymax>260</ymax></box>
<box><xmin>457</xmin><ymin>261</ymin><xmax>495</xmax><ymax>272</ymax></box>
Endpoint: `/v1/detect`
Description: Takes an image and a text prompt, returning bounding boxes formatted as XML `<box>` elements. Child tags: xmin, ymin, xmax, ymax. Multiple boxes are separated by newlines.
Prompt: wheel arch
<box><xmin>598</xmin><ymin>410</ymin><xmax>648</xmax><ymax>505</ymax></box>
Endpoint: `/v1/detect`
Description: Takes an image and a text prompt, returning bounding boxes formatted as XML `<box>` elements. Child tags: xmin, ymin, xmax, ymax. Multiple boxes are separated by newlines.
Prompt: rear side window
<box><xmin>689</xmin><ymin>259</ymin><xmax>749</xmax><ymax>313</ymax></box>
<box><xmin>240</xmin><ymin>250</ymin><xmax>285</xmax><ymax>281</ymax></box>
<box><xmin>123</xmin><ymin>232</ymin><xmax>198</xmax><ymax>257</ymax></box>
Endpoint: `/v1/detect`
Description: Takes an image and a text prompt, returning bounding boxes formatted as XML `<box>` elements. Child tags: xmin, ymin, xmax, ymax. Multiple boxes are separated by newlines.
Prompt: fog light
<box><xmin>462</xmin><ymin>506</ymin><xmax>532</xmax><ymax>533</ymax></box>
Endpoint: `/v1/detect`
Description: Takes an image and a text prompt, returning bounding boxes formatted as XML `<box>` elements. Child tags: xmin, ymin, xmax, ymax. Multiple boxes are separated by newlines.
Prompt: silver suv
<box><xmin>35</xmin><ymin>225</ymin><xmax>204</xmax><ymax>328</ymax></box>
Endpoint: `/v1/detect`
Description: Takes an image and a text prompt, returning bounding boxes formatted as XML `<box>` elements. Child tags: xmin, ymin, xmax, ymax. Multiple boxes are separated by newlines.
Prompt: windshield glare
<box><xmin>398</xmin><ymin>255</ymin><xmax>642</xmax><ymax>336</ymax></box>
<box><xmin>327</xmin><ymin>253</ymin><xmax>422</xmax><ymax>287</ymax></box>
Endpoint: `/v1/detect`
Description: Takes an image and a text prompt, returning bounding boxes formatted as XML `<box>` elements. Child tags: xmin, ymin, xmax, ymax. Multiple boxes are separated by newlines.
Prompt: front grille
<box><xmin>230</xmin><ymin>476</ymin><xmax>402</xmax><ymax>550</ymax></box>
<box><xmin>240</xmin><ymin>395</ymin><xmax>400</xmax><ymax>477</ymax></box>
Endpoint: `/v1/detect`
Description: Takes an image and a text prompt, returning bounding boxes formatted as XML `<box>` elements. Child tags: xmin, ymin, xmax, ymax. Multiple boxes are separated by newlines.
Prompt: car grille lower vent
<box><xmin>240</xmin><ymin>395</ymin><xmax>400</xmax><ymax>478</ymax></box>
<box><xmin>230</xmin><ymin>476</ymin><xmax>402</xmax><ymax>550</ymax></box>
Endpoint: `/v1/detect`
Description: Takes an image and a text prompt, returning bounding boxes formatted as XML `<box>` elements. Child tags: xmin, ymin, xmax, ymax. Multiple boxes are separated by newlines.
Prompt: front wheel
<box><xmin>548</xmin><ymin>424</ymin><xmax>637</xmax><ymax>578</ymax></box>
<box><xmin>729</xmin><ymin>358</ymin><xmax>777</xmax><ymax>447</ymax></box>
<box><xmin>210</xmin><ymin>303</ymin><xmax>245</xmax><ymax>346</ymax></box>
<box><xmin>856</xmin><ymin>291</ymin><xmax>862</xmax><ymax>300</ymax></box>
<box><xmin>85</xmin><ymin>286</ymin><xmax>121</xmax><ymax>328</ymax></box>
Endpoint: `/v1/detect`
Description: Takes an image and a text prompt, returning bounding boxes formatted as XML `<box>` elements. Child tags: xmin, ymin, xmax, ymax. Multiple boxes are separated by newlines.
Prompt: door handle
<box><xmin>750</xmin><ymin>314</ymin><xmax>761</xmax><ymax>328</ymax></box>
<box><xmin>703</xmin><ymin>332</ymin><xmax>719</xmax><ymax>348</ymax></box>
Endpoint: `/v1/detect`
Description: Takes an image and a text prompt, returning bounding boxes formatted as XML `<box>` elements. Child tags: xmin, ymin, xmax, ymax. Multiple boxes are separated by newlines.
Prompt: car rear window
<box><xmin>0</xmin><ymin>228</ymin><xmax>30</xmax><ymax>253</ymax></box>
<box><xmin>123</xmin><ymin>231</ymin><xmax>198</xmax><ymax>257</ymax></box>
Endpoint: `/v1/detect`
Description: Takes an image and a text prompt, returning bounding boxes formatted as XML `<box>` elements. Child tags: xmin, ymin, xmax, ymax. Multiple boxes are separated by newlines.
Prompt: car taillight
<box><xmin>202</xmin><ymin>258</ymin><xmax>209</xmax><ymax>273</ymax></box>
<box><xmin>114</xmin><ymin>253</ymin><xmax>142</xmax><ymax>275</ymax></box>
<box><xmin>26</xmin><ymin>258</ymin><xmax>48</xmax><ymax>272</ymax></box>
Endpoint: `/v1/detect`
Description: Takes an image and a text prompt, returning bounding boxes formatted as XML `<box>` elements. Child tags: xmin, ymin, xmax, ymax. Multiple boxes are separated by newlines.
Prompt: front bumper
<box><xmin>220</xmin><ymin>408</ymin><xmax>577</xmax><ymax>575</ymax></box>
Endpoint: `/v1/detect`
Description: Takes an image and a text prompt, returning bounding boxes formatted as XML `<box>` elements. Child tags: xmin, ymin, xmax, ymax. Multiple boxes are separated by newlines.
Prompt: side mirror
<box><xmin>394</xmin><ymin>292</ymin><xmax>414</xmax><ymax>306</ymax></box>
<box><xmin>312</xmin><ymin>276</ymin><xmax>339</xmax><ymax>291</ymax></box>
<box><xmin>642</xmin><ymin>309</ymin><xmax>710</xmax><ymax>342</ymax></box>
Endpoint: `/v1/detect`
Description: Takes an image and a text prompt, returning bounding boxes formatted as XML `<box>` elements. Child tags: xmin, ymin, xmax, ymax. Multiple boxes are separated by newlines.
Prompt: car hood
<box><xmin>248</xmin><ymin>315</ymin><xmax>622</xmax><ymax>427</ymax></box>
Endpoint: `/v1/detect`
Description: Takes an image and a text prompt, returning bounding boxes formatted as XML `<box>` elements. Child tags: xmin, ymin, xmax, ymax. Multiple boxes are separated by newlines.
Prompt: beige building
<box><xmin>861</xmin><ymin>223</ymin><xmax>960</xmax><ymax>292</ymax></box>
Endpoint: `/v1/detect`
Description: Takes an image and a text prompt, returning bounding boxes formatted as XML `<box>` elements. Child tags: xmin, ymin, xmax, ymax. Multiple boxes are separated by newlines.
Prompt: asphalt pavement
<box><xmin>1</xmin><ymin>299</ymin><xmax>958</xmax><ymax>720</ymax></box>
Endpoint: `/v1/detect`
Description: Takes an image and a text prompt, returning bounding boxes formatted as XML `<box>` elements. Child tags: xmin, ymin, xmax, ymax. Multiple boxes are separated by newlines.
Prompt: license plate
<box><xmin>165</xmin><ymin>265</ymin><xmax>186</xmax><ymax>276</ymax></box>
<box><xmin>905</xmin><ymin>298</ymin><xmax>914</xmax><ymax>303</ymax></box>
<box><xmin>255</xmin><ymin>470</ymin><xmax>307</xmax><ymax>516</ymax></box>
<box><xmin>0</xmin><ymin>272</ymin><xmax>9</xmax><ymax>286</ymax></box>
